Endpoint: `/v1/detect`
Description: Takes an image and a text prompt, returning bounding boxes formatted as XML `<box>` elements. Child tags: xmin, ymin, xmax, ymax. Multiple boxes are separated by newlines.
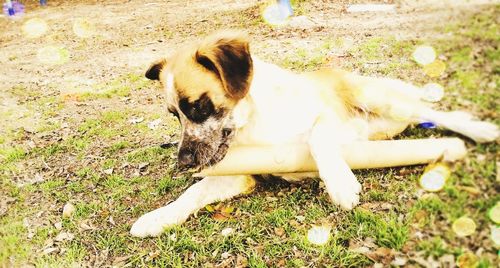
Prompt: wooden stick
<box><xmin>195</xmin><ymin>138</ymin><xmax>466</xmax><ymax>177</ymax></box>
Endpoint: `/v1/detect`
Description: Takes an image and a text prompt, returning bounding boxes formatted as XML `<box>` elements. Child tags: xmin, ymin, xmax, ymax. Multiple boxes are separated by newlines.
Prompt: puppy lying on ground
<box><xmin>130</xmin><ymin>31</ymin><xmax>498</xmax><ymax>237</ymax></box>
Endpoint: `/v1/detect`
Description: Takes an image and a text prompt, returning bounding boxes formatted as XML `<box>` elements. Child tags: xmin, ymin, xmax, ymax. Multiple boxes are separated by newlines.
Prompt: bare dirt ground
<box><xmin>1</xmin><ymin>0</ymin><xmax>499</xmax><ymax>267</ymax></box>
<box><xmin>0</xmin><ymin>0</ymin><xmax>496</xmax><ymax>132</ymax></box>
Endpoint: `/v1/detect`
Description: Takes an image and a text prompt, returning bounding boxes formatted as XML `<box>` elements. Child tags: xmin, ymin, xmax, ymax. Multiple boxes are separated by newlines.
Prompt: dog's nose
<box><xmin>178</xmin><ymin>149</ymin><xmax>195</xmax><ymax>169</ymax></box>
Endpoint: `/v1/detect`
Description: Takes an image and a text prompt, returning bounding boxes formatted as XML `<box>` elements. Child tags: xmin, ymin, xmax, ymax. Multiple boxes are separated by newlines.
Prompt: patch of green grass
<box><xmin>39</xmin><ymin>178</ymin><xmax>66</xmax><ymax>194</ymax></box>
<box><xmin>41</xmin><ymin>143</ymin><xmax>65</xmax><ymax>157</ymax></box>
<box><xmin>413</xmin><ymin>195</ymin><xmax>445</xmax><ymax>214</ymax></box>
<box><xmin>106</xmin><ymin>140</ymin><xmax>131</xmax><ymax>154</ymax></box>
<box><xmin>95</xmin><ymin>229</ymin><xmax>128</xmax><ymax>253</ymax></box>
<box><xmin>7</xmin><ymin>85</ymin><xmax>42</xmax><ymax>100</ymax></box>
<box><xmin>67</xmin><ymin>180</ymin><xmax>87</xmax><ymax>193</ymax></box>
<box><xmin>248</xmin><ymin>253</ymin><xmax>267</xmax><ymax>267</ymax></box>
<box><xmin>417</xmin><ymin>236</ymin><xmax>448</xmax><ymax>258</ymax></box>
<box><xmin>265</xmin><ymin>207</ymin><xmax>295</xmax><ymax>227</ymax></box>
<box><xmin>303</xmin><ymin>203</ymin><xmax>328</xmax><ymax>222</ymax></box>
<box><xmin>38</xmin><ymin>96</ymin><xmax>65</xmax><ymax>118</ymax></box>
<box><xmin>126</xmin><ymin>146</ymin><xmax>171</xmax><ymax>164</ymax></box>
<box><xmin>75</xmin><ymin>167</ymin><xmax>101</xmax><ymax>185</ymax></box>
<box><xmin>450</xmin><ymin>46</ymin><xmax>472</xmax><ymax>63</ymax></box>
<box><xmin>358</xmin><ymin>37</ymin><xmax>385</xmax><ymax>61</ymax></box>
<box><xmin>0</xmin><ymin>217</ymin><xmax>30</xmax><ymax>266</ymax></box>
<box><xmin>102</xmin><ymin>174</ymin><xmax>127</xmax><ymax>188</ymax></box>
<box><xmin>345</xmin><ymin>209</ymin><xmax>409</xmax><ymax>250</ymax></box>
<box><xmin>462</xmin><ymin>12</ymin><xmax>499</xmax><ymax>42</ymax></box>
<box><xmin>157</xmin><ymin>176</ymin><xmax>188</xmax><ymax>194</ymax></box>
<box><xmin>64</xmin><ymin>136</ymin><xmax>91</xmax><ymax>152</ymax></box>
<box><xmin>74</xmin><ymin>201</ymin><xmax>102</xmax><ymax>219</ymax></box>
<box><xmin>102</xmin><ymin>158</ymin><xmax>117</xmax><ymax>170</ymax></box>
<box><xmin>0</xmin><ymin>146</ymin><xmax>26</xmax><ymax>163</ymax></box>
<box><xmin>280</xmin><ymin>45</ymin><xmax>328</xmax><ymax>71</ymax></box>
<box><xmin>101</xmin><ymin>110</ymin><xmax>127</xmax><ymax>123</ymax></box>
<box><xmin>76</xmin><ymin>111</ymin><xmax>130</xmax><ymax>140</ymax></box>
<box><xmin>453</xmin><ymin>70</ymin><xmax>481</xmax><ymax>91</ymax></box>
<box><xmin>80</xmin><ymin>73</ymin><xmax>150</xmax><ymax>100</ymax></box>
<box><xmin>36</xmin><ymin>121</ymin><xmax>62</xmax><ymax>133</ymax></box>
<box><xmin>35</xmin><ymin>241</ymin><xmax>88</xmax><ymax>267</ymax></box>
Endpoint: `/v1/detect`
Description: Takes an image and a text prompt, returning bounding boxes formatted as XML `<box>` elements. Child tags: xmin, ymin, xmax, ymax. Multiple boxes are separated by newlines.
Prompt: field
<box><xmin>0</xmin><ymin>0</ymin><xmax>498</xmax><ymax>267</ymax></box>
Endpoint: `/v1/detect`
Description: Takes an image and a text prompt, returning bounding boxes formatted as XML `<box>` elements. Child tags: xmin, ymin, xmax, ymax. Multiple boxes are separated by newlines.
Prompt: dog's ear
<box><xmin>195</xmin><ymin>32</ymin><xmax>253</xmax><ymax>100</ymax></box>
<box><xmin>145</xmin><ymin>59</ymin><xmax>166</xmax><ymax>81</ymax></box>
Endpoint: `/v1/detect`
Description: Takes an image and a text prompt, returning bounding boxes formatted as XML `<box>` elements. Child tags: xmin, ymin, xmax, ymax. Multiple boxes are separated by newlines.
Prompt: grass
<box><xmin>80</xmin><ymin>73</ymin><xmax>150</xmax><ymax>100</ymax></box>
<box><xmin>1</xmin><ymin>4</ymin><xmax>499</xmax><ymax>268</ymax></box>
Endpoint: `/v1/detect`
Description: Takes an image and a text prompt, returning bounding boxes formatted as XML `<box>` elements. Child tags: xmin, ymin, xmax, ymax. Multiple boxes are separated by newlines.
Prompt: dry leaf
<box><xmin>79</xmin><ymin>221</ymin><xmax>95</xmax><ymax>231</ymax></box>
<box><xmin>274</xmin><ymin>227</ymin><xmax>285</xmax><ymax>237</ymax></box>
<box><xmin>222</xmin><ymin>206</ymin><xmax>234</xmax><ymax>214</ymax></box>
<box><xmin>213</xmin><ymin>212</ymin><xmax>229</xmax><ymax>221</ymax></box>
<box><xmin>366</xmin><ymin>247</ymin><xmax>395</xmax><ymax>264</ymax></box>
<box><xmin>42</xmin><ymin>247</ymin><xmax>59</xmax><ymax>255</ymax></box>
<box><xmin>350</xmin><ymin>246</ymin><xmax>370</xmax><ymax>254</ymax></box>
<box><xmin>236</xmin><ymin>254</ymin><xmax>248</xmax><ymax>268</ymax></box>
<box><xmin>113</xmin><ymin>255</ymin><xmax>132</xmax><ymax>266</ymax></box>
<box><xmin>55</xmin><ymin>232</ymin><xmax>74</xmax><ymax>242</ymax></box>
<box><xmin>205</xmin><ymin>205</ymin><xmax>215</xmax><ymax>212</ymax></box>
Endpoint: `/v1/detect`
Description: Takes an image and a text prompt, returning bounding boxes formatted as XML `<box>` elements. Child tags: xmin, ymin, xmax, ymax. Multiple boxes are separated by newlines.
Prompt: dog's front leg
<box><xmin>130</xmin><ymin>175</ymin><xmax>255</xmax><ymax>237</ymax></box>
<box><xmin>308</xmin><ymin>118</ymin><xmax>362</xmax><ymax>210</ymax></box>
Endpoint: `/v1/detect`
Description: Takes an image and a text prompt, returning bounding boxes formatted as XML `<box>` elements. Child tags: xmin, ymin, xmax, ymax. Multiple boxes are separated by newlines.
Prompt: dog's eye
<box><xmin>178</xmin><ymin>93</ymin><xmax>215</xmax><ymax>123</ymax></box>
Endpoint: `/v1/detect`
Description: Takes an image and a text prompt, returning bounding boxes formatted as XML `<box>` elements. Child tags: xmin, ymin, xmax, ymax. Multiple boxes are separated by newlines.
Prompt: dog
<box><xmin>130</xmin><ymin>30</ymin><xmax>498</xmax><ymax>237</ymax></box>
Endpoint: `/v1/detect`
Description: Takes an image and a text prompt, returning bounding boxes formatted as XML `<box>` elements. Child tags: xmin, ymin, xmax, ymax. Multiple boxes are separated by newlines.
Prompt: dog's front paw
<box><xmin>130</xmin><ymin>203</ymin><xmax>188</xmax><ymax>238</ymax></box>
<box><xmin>329</xmin><ymin>178</ymin><xmax>362</xmax><ymax>210</ymax></box>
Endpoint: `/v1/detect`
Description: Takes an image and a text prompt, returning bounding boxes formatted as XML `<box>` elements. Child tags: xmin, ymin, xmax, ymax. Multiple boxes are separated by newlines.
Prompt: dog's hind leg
<box><xmin>343</xmin><ymin>74</ymin><xmax>499</xmax><ymax>142</ymax></box>
<box><xmin>130</xmin><ymin>175</ymin><xmax>256</xmax><ymax>237</ymax></box>
<box><xmin>415</xmin><ymin>109</ymin><xmax>499</xmax><ymax>143</ymax></box>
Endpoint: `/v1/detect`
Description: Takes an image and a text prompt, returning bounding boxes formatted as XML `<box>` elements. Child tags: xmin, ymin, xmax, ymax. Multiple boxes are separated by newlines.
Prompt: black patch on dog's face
<box><xmin>174</xmin><ymin>93</ymin><xmax>234</xmax><ymax>170</ymax></box>
<box><xmin>178</xmin><ymin>93</ymin><xmax>224</xmax><ymax>124</ymax></box>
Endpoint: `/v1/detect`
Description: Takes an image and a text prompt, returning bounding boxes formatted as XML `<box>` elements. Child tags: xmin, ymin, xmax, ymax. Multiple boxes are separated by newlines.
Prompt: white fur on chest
<box><xmin>232</xmin><ymin>59</ymin><xmax>326</xmax><ymax>145</ymax></box>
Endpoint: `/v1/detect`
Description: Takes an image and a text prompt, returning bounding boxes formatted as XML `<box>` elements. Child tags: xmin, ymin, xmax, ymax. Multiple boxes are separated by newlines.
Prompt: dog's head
<box><xmin>145</xmin><ymin>31</ymin><xmax>253</xmax><ymax>170</ymax></box>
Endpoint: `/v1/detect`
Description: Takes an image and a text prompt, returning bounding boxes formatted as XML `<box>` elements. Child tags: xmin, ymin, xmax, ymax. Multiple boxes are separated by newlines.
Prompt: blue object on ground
<box><xmin>40</xmin><ymin>0</ymin><xmax>47</xmax><ymax>6</ymax></box>
<box><xmin>419</xmin><ymin>122</ymin><xmax>437</xmax><ymax>129</ymax></box>
<box><xmin>3</xmin><ymin>0</ymin><xmax>25</xmax><ymax>17</ymax></box>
